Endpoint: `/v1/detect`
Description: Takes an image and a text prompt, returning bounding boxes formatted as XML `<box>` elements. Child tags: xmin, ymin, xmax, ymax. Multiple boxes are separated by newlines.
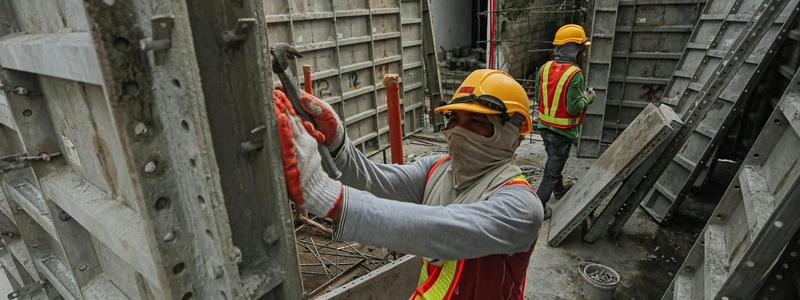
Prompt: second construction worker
<box><xmin>535</xmin><ymin>24</ymin><xmax>596</xmax><ymax>220</ymax></box>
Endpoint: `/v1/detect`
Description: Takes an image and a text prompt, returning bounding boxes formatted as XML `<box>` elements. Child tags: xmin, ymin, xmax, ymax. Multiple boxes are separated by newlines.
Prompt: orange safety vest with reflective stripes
<box><xmin>409</xmin><ymin>155</ymin><xmax>537</xmax><ymax>300</ymax></box>
<box><xmin>537</xmin><ymin>60</ymin><xmax>585</xmax><ymax>129</ymax></box>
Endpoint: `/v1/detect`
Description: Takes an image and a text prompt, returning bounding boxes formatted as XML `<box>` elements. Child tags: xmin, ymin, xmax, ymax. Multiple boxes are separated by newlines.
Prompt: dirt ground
<box><xmin>305</xmin><ymin>127</ymin><xmax>731</xmax><ymax>299</ymax></box>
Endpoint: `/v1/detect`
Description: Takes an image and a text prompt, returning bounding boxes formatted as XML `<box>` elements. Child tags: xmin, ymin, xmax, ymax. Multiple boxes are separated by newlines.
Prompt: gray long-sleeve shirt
<box><xmin>331</xmin><ymin>139</ymin><xmax>544</xmax><ymax>261</ymax></box>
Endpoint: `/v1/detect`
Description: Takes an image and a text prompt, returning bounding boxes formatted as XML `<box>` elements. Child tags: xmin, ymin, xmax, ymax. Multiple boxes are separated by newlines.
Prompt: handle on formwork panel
<box><xmin>303</xmin><ymin>65</ymin><xmax>313</xmax><ymax>94</ymax></box>
<box><xmin>382</xmin><ymin>74</ymin><xmax>404</xmax><ymax>165</ymax></box>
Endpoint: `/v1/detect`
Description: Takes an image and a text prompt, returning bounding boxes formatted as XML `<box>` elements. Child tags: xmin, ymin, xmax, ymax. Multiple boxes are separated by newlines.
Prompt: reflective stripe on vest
<box><xmin>538</xmin><ymin>61</ymin><xmax>583</xmax><ymax>129</ymax></box>
<box><xmin>411</xmin><ymin>157</ymin><xmax>535</xmax><ymax>300</ymax></box>
<box><xmin>411</xmin><ymin>260</ymin><xmax>464</xmax><ymax>300</ymax></box>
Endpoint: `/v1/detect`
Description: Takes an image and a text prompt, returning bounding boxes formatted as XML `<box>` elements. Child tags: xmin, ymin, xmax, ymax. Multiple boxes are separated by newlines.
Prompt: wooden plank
<box><xmin>0</xmin><ymin>33</ymin><xmax>102</xmax><ymax>85</ymax></box>
<box><xmin>548</xmin><ymin>104</ymin><xmax>680</xmax><ymax>246</ymax></box>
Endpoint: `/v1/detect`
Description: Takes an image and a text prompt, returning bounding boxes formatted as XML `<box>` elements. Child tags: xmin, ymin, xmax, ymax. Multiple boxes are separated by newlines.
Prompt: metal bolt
<box><xmin>164</xmin><ymin>231</ymin><xmax>176</xmax><ymax>242</ymax></box>
<box><xmin>79</xmin><ymin>264</ymin><xmax>88</xmax><ymax>271</ymax></box>
<box><xmin>214</xmin><ymin>265</ymin><xmax>224</xmax><ymax>278</ymax></box>
<box><xmin>135</xmin><ymin>123</ymin><xmax>148</xmax><ymax>137</ymax></box>
<box><xmin>144</xmin><ymin>161</ymin><xmax>157</xmax><ymax>173</ymax></box>
<box><xmin>140</xmin><ymin>38</ymin><xmax>171</xmax><ymax>52</ymax></box>
<box><xmin>59</xmin><ymin>211</ymin><xmax>71</xmax><ymax>221</ymax></box>
<box><xmin>232</xmin><ymin>247</ymin><xmax>243</xmax><ymax>264</ymax></box>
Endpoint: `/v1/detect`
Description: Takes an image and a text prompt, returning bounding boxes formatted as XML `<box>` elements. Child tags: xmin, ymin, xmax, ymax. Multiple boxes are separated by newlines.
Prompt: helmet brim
<box><xmin>434</xmin><ymin>103</ymin><xmax>503</xmax><ymax>115</ymax></box>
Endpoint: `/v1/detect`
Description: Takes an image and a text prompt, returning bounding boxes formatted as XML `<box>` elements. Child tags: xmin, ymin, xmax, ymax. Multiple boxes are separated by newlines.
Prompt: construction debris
<box><xmin>588</xmin><ymin>268</ymin><xmax>619</xmax><ymax>285</ymax></box>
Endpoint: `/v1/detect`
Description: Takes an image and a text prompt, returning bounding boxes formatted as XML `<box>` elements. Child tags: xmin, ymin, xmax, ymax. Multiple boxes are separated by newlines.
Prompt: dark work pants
<box><xmin>537</xmin><ymin>129</ymin><xmax>574</xmax><ymax>204</ymax></box>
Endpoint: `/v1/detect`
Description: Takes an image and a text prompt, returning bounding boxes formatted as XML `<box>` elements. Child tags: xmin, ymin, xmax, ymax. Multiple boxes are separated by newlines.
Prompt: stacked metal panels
<box><xmin>579</xmin><ymin>0</ymin><xmax>705</xmax><ymax>157</ymax></box>
<box><xmin>0</xmin><ymin>0</ymin><xmax>436</xmax><ymax>298</ymax></box>
<box><xmin>264</xmin><ymin>0</ymin><xmax>428</xmax><ymax>155</ymax></box>
<box><xmin>662</xmin><ymin>56</ymin><xmax>800</xmax><ymax>300</ymax></box>
<box><xmin>640</xmin><ymin>0</ymin><xmax>800</xmax><ymax>224</ymax></box>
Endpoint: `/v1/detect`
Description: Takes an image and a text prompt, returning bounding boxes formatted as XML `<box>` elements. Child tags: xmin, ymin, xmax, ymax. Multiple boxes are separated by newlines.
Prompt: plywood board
<box><xmin>548</xmin><ymin>104</ymin><xmax>681</xmax><ymax>246</ymax></box>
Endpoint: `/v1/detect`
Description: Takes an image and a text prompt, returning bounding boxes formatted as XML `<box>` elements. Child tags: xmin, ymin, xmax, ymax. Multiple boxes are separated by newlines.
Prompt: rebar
<box><xmin>309</xmin><ymin>238</ymin><xmax>332</xmax><ymax>279</ymax></box>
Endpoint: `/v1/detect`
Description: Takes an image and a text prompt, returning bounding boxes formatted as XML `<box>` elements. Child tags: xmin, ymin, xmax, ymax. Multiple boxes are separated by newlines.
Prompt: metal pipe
<box><xmin>303</xmin><ymin>64</ymin><xmax>313</xmax><ymax>94</ymax></box>
<box><xmin>382</xmin><ymin>74</ymin><xmax>404</xmax><ymax>165</ymax></box>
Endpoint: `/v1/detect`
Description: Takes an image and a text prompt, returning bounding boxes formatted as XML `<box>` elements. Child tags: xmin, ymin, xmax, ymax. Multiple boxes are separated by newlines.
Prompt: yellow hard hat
<box><xmin>434</xmin><ymin>69</ymin><xmax>532</xmax><ymax>135</ymax></box>
<box><xmin>553</xmin><ymin>24</ymin><xmax>591</xmax><ymax>46</ymax></box>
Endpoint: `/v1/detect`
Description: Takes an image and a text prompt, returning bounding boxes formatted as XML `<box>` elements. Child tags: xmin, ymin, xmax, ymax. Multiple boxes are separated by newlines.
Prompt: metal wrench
<box><xmin>270</xmin><ymin>42</ymin><xmax>342</xmax><ymax>180</ymax></box>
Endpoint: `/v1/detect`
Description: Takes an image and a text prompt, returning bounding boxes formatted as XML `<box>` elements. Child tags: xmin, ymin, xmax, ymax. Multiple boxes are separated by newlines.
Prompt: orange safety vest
<box><xmin>537</xmin><ymin>61</ymin><xmax>585</xmax><ymax>129</ymax></box>
<box><xmin>409</xmin><ymin>156</ymin><xmax>536</xmax><ymax>300</ymax></box>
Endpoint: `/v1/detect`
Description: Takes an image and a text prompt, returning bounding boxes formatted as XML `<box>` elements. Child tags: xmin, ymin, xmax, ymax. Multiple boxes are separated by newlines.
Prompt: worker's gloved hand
<box><xmin>274</xmin><ymin>90</ymin><xmax>343</xmax><ymax>217</ymax></box>
<box><xmin>584</xmin><ymin>89</ymin><xmax>596</xmax><ymax>104</ymax></box>
<box><xmin>276</xmin><ymin>86</ymin><xmax>345</xmax><ymax>154</ymax></box>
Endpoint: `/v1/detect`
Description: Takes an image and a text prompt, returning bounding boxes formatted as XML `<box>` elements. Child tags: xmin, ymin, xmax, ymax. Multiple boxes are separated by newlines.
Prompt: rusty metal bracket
<box><xmin>0</xmin><ymin>152</ymin><xmax>61</xmax><ymax>173</ymax></box>
<box><xmin>240</xmin><ymin>126</ymin><xmax>266</xmax><ymax>152</ymax></box>
<box><xmin>140</xmin><ymin>14</ymin><xmax>175</xmax><ymax>66</ymax></box>
<box><xmin>8</xmin><ymin>279</ymin><xmax>48</xmax><ymax>299</ymax></box>
<box><xmin>222</xmin><ymin>18</ymin><xmax>256</xmax><ymax>46</ymax></box>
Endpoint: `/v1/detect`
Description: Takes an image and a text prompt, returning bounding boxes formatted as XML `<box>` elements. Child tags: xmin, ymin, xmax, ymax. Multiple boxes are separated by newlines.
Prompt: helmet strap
<box><xmin>507</xmin><ymin>113</ymin><xmax>525</xmax><ymax>129</ymax></box>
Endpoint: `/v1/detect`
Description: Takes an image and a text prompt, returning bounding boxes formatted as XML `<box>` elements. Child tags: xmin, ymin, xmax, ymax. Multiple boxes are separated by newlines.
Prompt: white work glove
<box><xmin>274</xmin><ymin>90</ymin><xmax>343</xmax><ymax>217</ymax></box>
<box><xmin>584</xmin><ymin>88</ymin><xmax>596</xmax><ymax>104</ymax></box>
<box><xmin>277</xmin><ymin>87</ymin><xmax>346</xmax><ymax>154</ymax></box>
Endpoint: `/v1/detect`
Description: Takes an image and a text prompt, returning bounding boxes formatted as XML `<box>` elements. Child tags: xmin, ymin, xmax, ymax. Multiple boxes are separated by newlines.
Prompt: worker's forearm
<box><xmin>332</xmin><ymin>185</ymin><xmax>543</xmax><ymax>261</ymax></box>
<box><xmin>332</xmin><ymin>138</ymin><xmax>438</xmax><ymax>204</ymax></box>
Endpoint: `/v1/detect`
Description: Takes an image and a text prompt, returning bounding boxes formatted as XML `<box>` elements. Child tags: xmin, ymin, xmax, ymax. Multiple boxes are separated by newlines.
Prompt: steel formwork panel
<box><xmin>265</xmin><ymin>0</ymin><xmax>426</xmax><ymax>155</ymax></box>
<box><xmin>579</xmin><ymin>0</ymin><xmax>704</xmax><ymax>157</ymax></box>
<box><xmin>0</xmin><ymin>0</ymin><xmax>306</xmax><ymax>299</ymax></box>
<box><xmin>661</xmin><ymin>62</ymin><xmax>800</xmax><ymax>300</ymax></box>
<box><xmin>641</xmin><ymin>0</ymin><xmax>800</xmax><ymax>224</ymax></box>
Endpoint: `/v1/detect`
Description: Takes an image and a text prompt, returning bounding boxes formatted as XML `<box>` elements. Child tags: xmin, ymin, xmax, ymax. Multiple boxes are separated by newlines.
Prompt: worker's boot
<box><xmin>543</xmin><ymin>206</ymin><xmax>552</xmax><ymax>220</ymax></box>
<box><xmin>553</xmin><ymin>180</ymin><xmax>575</xmax><ymax>200</ymax></box>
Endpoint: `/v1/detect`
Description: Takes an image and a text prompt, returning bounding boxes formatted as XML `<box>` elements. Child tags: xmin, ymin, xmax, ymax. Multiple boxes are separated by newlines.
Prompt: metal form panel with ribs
<box><xmin>0</xmin><ymin>0</ymin><xmax>306</xmax><ymax>299</ymax></box>
<box><xmin>578</xmin><ymin>0</ymin><xmax>705</xmax><ymax>157</ymax></box>
<box><xmin>578</xmin><ymin>0</ymin><xmax>620</xmax><ymax>158</ymax></box>
<box><xmin>661</xmin><ymin>64</ymin><xmax>800</xmax><ymax>300</ymax></box>
<box><xmin>659</xmin><ymin>0</ymin><xmax>763</xmax><ymax>115</ymax></box>
<box><xmin>640</xmin><ymin>0</ymin><xmax>800</xmax><ymax>224</ymax></box>
<box><xmin>548</xmin><ymin>104</ymin><xmax>681</xmax><ymax>247</ymax></box>
<box><xmin>264</xmin><ymin>0</ymin><xmax>428</xmax><ymax>156</ymax></box>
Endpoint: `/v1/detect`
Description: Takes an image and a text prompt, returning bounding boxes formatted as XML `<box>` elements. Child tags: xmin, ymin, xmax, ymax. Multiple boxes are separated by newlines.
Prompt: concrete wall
<box><xmin>496</xmin><ymin>0</ymin><xmax>578</xmax><ymax>80</ymax></box>
<box><xmin>431</xmin><ymin>0</ymin><xmax>472</xmax><ymax>51</ymax></box>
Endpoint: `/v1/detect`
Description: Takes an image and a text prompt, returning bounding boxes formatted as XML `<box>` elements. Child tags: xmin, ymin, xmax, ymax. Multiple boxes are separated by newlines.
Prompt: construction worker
<box><xmin>273</xmin><ymin>69</ymin><xmax>543</xmax><ymax>299</ymax></box>
<box><xmin>534</xmin><ymin>24</ymin><xmax>596</xmax><ymax>220</ymax></box>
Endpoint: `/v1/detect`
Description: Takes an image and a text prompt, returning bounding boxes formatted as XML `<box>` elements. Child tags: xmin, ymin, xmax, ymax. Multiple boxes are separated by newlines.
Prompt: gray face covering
<box><xmin>442</xmin><ymin>115</ymin><xmax>520</xmax><ymax>189</ymax></box>
<box><xmin>553</xmin><ymin>42</ymin><xmax>583</xmax><ymax>65</ymax></box>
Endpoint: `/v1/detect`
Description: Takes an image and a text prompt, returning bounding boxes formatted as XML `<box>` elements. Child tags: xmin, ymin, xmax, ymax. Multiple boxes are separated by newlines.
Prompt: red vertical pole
<box><xmin>302</xmin><ymin>64</ymin><xmax>313</xmax><ymax>94</ymax></box>
<box><xmin>382</xmin><ymin>74</ymin><xmax>404</xmax><ymax>165</ymax></box>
